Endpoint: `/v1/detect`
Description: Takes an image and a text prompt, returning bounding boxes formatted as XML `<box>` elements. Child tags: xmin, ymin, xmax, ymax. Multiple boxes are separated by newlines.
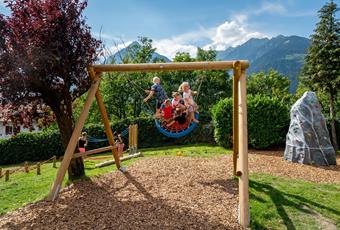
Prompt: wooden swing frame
<box><xmin>47</xmin><ymin>60</ymin><xmax>250</xmax><ymax>227</ymax></box>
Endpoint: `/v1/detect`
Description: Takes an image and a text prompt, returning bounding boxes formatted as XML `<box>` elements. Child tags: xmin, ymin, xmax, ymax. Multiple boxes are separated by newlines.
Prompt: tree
<box><xmin>247</xmin><ymin>69</ymin><xmax>291</xmax><ymax>103</ymax></box>
<box><xmin>196</xmin><ymin>47</ymin><xmax>217</xmax><ymax>61</ymax></box>
<box><xmin>0</xmin><ymin>0</ymin><xmax>100</xmax><ymax>179</ymax></box>
<box><xmin>301</xmin><ymin>1</ymin><xmax>340</xmax><ymax>150</ymax></box>
<box><xmin>173</xmin><ymin>52</ymin><xmax>194</xmax><ymax>62</ymax></box>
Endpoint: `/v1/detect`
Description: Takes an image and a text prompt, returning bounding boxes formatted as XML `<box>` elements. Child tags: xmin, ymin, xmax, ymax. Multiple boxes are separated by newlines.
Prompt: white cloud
<box><xmin>99</xmin><ymin>15</ymin><xmax>267</xmax><ymax>59</ymax></box>
<box><xmin>153</xmin><ymin>39</ymin><xmax>197</xmax><ymax>58</ymax></box>
<box><xmin>254</xmin><ymin>2</ymin><xmax>286</xmax><ymax>15</ymax></box>
<box><xmin>152</xmin><ymin>16</ymin><xmax>267</xmax><ymax>58</ymax></box>
<box><xmin>205</xmin><ymin>20</ymin><xmax>266</xmax><ymax>50</ymax></box>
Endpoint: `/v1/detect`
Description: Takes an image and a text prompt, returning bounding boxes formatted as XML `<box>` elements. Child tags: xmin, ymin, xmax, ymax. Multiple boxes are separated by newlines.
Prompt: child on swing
<box><xmin>160</xmin><ymin>99</ymin><xmax>174</xmax><ymax>127</ymax></box>
<box><xmin>171</xmin><ymin>92</ymin><xmax>186</xmax><ymax>110</ymax></box>
<box><xmin>178</xmin><ymin>82</ymin><xmax>199</xmax><ymax>123</ymax></box>
<box><xmin>144</xmin><ymin>76</ymin><xmax>168</xmax><ymax>118</ymax></box>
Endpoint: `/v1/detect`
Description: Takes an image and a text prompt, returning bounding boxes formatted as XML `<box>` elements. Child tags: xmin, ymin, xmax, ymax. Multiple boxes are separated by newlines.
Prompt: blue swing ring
<box><xmin>154</xmin><ymin>113</ymin><xmax>199</xmax><ymax>138</ymax></box>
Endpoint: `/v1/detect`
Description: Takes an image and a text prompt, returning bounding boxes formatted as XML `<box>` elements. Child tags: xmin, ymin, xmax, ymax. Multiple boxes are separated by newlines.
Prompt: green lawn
<box><xmin>250</xmin><ymin>173</ymin><xmax>340</xmax><ymax>230</ymax></box>
<box><xmin>0</xmin><ymin>144</ymin><xmax>339</xmax><ymax>230</ymax></box>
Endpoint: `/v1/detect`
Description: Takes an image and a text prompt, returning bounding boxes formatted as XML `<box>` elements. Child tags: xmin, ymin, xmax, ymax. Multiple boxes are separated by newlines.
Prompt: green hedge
<box><xmin>0</xmin><ymin>131</ymin><xmax>64</xmax><ymax>165</ymax></box>
<box><xmin>212</xmin><ymin>95</ymin><xmax>290</xmax><ymax>149</ymax></box>
<box><xmin>0</xmin><ymin>117</ymin><xmax>214</xmax><ymax>165</ymax></box>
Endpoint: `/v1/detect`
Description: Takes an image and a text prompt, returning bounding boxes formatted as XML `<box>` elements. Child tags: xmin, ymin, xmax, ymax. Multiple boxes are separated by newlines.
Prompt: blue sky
<box><xmin>0</xmin><ymin>0</ymin><xmax>331</xmax><ymax>58</ymax></box>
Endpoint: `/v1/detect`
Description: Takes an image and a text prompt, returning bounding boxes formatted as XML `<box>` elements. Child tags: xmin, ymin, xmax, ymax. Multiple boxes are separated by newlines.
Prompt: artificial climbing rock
<box><xmin>284</xmin><ymin>92</ymin><xmax>336</xmax><ymax>166</ymax></box>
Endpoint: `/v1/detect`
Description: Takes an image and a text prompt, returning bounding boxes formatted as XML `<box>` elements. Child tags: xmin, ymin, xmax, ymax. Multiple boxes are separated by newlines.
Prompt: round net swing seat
<box><xmin>155</xmin><ymin>113</ymin><xmax>199</xmax><ymax>138</ymax></box>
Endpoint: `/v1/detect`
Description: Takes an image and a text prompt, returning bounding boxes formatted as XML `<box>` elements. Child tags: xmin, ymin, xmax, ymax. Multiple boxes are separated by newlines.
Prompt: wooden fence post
<box><xmin>5</xmin><ymin>170</ymin><xmax>9</xmax><ymax>182</ymax></box>
<box><xmin>37</xmin><ymin>163</ymin><xmax>41</xmax><ymax>175</ymax></box>
<box><xmin>24</xmin><ymin>161</ymin><xmax>29</xmax><ymax>173</ymax></box>
<box><xmin>53</xmin><ymin>156</ymin><xmax>57</xmax><ymax>168</ymax></box>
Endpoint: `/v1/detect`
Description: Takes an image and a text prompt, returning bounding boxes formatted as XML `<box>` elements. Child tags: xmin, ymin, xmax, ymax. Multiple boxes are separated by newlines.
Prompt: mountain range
<box><xmin>216</xmin><ymin>35</ymin><xmax>310</xmax><ymax>92</ymax></box>
<box><xmin>111</xmin><ymin>35</ymin><xmax>310</xmax><ymax>92</ymax></box>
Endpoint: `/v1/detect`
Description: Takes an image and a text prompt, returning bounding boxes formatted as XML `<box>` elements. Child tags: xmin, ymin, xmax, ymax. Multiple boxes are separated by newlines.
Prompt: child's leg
<box><xmin>166</xmin><ymin>120</ymin><xmax>175</xmax><ymax>127</ymax></box>
<box><xmin>118</xmin><ymin>143</ymin><xmax>124</xmax><ymax>157</ymax></box>
<box><xmin>189</xmin><ymin>111</ymin><xmax>199</xmax><ymax>123</ymax></box>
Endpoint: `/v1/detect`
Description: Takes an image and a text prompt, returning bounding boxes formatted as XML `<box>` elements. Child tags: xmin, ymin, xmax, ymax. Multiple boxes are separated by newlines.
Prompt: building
<box><xmin>0</xmin><ymin>120</ymin><xmax>41</xmax><ymax>139</ymax></box>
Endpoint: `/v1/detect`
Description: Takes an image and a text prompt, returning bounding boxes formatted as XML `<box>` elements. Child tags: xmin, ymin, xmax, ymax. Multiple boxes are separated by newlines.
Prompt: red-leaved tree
<box><xmin>0</xmin><ymin>0</ymin><xmax>100</xmax><ymax>179</ymax></box>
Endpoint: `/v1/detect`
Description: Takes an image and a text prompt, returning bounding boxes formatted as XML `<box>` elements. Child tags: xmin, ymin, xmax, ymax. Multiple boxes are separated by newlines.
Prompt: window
<box><xmin>5</xmin><ymin>126</ymin><xmax>13</xmax><ymax>135</ymax></box>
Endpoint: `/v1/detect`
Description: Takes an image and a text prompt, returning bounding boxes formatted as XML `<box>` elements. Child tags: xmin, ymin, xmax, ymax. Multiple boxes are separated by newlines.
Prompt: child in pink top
<box><xmin>178</xmin><ymin>82</ymin><xmax>199</xmax><ymax>123</ymax></box>
<box><xmin>171</xmin><ymin>92</ymin><xmax>186</xmax><ymax>110</ymax></box>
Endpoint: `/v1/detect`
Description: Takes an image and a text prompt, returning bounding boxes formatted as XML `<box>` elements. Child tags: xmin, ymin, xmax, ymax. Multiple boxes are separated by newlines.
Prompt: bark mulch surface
<box><xmin>0</xmin><ymin>157</ymin><xmax>241</xmax><ymax>230</ymax></box>
<box><xmin>248</xmin><ymin>150</ymin><xmax>340</xmax><ymax>184</ymax></box>
<box><xmin>0</xmin><ymin>151</ymin><xmax>339</xmax><ymax>230</ymax></box>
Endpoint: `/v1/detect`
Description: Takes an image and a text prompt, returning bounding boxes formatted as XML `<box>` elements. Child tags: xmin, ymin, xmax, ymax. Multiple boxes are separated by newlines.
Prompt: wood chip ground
<box><xmin>0</xmin><ymin>151</ymin><xmax>339</xmax><ymax>230</ymax></box>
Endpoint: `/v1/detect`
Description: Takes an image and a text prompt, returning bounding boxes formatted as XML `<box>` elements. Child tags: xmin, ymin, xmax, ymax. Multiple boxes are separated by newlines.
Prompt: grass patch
<box><xmin>250</xmin><ymin>173</ymin><xmax>340</xmax><ymax>230</ymax></box>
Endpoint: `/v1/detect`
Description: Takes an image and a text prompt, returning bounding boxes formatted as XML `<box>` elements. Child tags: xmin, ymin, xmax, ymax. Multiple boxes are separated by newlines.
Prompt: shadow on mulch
<box><xmin>2</xmin><ymin>172</ymin><xmax>240</xmax><ymax>230</ymax></box>
<box><xmin>199</xmin><ymin>179</ymin><xmax>238</xmax><ymax>195</ymax></box>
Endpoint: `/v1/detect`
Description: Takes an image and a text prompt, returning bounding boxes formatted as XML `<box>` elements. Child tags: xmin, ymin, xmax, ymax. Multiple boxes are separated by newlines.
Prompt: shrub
<box><xmin>0</xmin><ymin>117</ymin><xmax>214</xmax><ymax>165</ymax></box>
<box><xmin>212</xmin><ymin>95</ymin><xmax>289</xmax><ymax>149</ymax></box>
<box><xmin>211</xmin><ymin>98</ymin><xmax>233</xmax><ymax>148</ymax></box>
<box><xmin>0</xmin><ymin>130</ymin><xmax>63</xmax><ymax>165</ymax></box>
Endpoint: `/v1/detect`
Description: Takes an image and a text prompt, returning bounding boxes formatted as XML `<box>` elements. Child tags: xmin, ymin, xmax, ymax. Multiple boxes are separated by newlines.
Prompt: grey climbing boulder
<box><xmin>284</xmin><ymin>91</ymin><xmax>336</xmax><ymax>166</ymax></box>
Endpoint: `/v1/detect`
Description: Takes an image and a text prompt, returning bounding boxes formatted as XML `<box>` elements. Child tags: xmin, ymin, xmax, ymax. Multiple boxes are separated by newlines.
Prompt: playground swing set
<box><xmin>47</xmin><ymin>60</ymin><xmax>250</xmax><ymax>227</ymax></box>
<box><xmin>65</xmin><ymin>124</ymin><xmax>142</xmax><ymax>165</ymax></box>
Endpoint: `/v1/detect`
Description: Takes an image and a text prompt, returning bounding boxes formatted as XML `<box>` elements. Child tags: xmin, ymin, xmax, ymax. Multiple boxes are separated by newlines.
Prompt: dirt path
<box><xmin>0</xmin><ymin>151</ymin><xmax>338</xmax><ymax>229</ymax></box>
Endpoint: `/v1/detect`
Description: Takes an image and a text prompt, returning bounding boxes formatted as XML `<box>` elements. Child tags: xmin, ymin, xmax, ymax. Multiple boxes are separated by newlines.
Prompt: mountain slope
<box><xmin>217</xmin><ymin>35</ymin><xmax>310</xmax><ymax>92</ymax></box>
<box><xmin>108</xmin><ymin>41</ymin><xmax>171</xmax><ymax>64</ymax></box>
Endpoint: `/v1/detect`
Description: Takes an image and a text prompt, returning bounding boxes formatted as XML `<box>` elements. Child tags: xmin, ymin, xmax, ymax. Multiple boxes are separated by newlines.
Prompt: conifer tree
<box><xmin>302</xmin><ymin>1</ymin><xmax>339</xmax><ymax>150</ymax></box>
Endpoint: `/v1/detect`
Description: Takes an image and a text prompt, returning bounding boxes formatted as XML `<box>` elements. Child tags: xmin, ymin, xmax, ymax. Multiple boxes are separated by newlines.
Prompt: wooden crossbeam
<box><xmin>95</xmin><ymin>152</ymin><xmax>143</xmax><ymax>168</ymax></box>
<box><xmin>63</xmin><ymin>146</ymin><xmax>116</xmax><ymax>159</ymax></box>
<box><xmin>92</xmin><ymin>61</ymin><xmax>249</xmax><ymax>73</ymax></box>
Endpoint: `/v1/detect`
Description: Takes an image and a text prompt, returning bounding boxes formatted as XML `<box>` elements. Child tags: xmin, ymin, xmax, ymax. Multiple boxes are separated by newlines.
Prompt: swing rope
<box><xmin>194</xmin><ymin>75</ymin><xmax>204</xmax><ymax>101</ymax></box>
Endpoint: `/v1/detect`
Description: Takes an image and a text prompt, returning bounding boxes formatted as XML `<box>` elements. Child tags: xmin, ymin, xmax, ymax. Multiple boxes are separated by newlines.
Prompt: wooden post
<box><xmin>233</xmin><ymin>61</ymin><xmax>241</xmax><ymax>176</ymax></box>
<box><xmin>135</xmin><ymin>124</ymin><xmax>138</xmax><ymax>152</ymax></box>
<box><xmin>24</xmin><ymin>161</ymin><xmax>29</xmax><ymax>173</ymax></box>
<box><xmin>37</xmin><ymin>163</ymin><xmax>41</xmax><ymax>175</ymax></box>
<box><xmin>53</xmin><ymin>156</ymin><xmax>57</xmax><ymax>168</ymax></box>
<box><xmin>238</xmin><ymin>68</ymin><xmax>249</xmax><ymax>227</ymax></box>
<box><xmin>88</xmin><ymin>69</ymin><xmax>121</xmax><ymax>169</ymax></box>
<box><xmin>132</xmin><ymin>125</ymin><xmax>136</xmax><ymax>153</ymax></box>
<box><xmin>0</xmin><ymin>168</ymin><xmax>2</xmax><ymax>178</ymax></box>
<box><xmin>129</xmin><ymin>125</ymin><xmax>132</xmax><ymax>154</ymax></box>
<box><xmin>47</xmin><ymin>78</ymin><xmax>101</xmax><ymax>201</ymax></box>
<box><xmin>5</xmin><ymin>170</ymin><xmax>9</xmax><ymax>182</ymax></box>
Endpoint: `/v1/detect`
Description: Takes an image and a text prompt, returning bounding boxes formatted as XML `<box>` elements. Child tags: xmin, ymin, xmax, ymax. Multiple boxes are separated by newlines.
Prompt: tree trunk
<box><xmin>329</xmin><ymin>93</ymin><xmax>338</xmax><ymax>151</ymax></box>
<box><xmin>54</xmin><ymin>99</ymin><xmax>85</xmax><ymax>180</ymax></box>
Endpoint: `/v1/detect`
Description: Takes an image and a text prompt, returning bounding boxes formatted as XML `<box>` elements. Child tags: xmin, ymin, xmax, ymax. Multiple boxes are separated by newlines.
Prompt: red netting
<box><xmin>161</xmin><ymin>118</ymin><xmax>191</xmax><ymax>133</ymax></box>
